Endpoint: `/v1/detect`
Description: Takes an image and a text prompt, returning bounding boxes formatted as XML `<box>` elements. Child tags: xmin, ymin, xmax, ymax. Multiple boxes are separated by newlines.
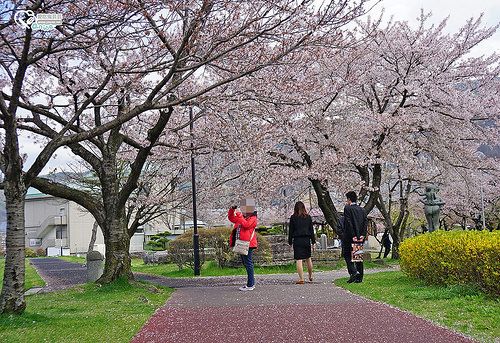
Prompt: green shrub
<box><xmin>253</xmin><ymin>233</ymin><xmax>272</xmax><ymax>265</ymax></box>
<box><xmin>167</xmin><ymin>227</ymin><xmax>272</xmax><ymax>270</ymax></box>
<box><xmin>204</xmin><ymin>227</ymin><xmax>234</xmax><ymax>268</ymax></box>
<box><xmin>267</xmin><ymin>225</ymin><xmax>285</xmax><ymax>235</ymax></box>
<box><xmin>147</xmin><ymin>231</ymin><xmax>172</xmax><ymax>251</ymax></box>
<box><xmin>25</xmin><ymin>247</ymin><xmax>37</xmax><ymax>258</ymax></box>
<box><xmin>316</xmin><ymin>225</ymin><xmax>333</xmax><ymax>237</ymax></box>
<box><xmin>167</xmin><ymin>231</ymin><xmax>206</xmax><ymax>271</ymax></box>
<box><xmin>399</xmin><ymin>230</ymin><xmax>500</xmax><ymax>296</ymax></box>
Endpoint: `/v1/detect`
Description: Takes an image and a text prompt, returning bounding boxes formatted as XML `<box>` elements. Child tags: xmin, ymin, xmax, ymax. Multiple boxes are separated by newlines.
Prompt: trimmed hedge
<box><xmin>399</xmin><ymin>230</ymin><xmax>500</xmax><ymax>296</ymax></box>
<box><xmin>167</xmin><ymin>227</ymin><xmax>272</xmax><ymax>270</ymax></box>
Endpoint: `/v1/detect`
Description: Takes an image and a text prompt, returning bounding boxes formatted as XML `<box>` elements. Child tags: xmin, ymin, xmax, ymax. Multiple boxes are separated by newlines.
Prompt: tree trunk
<box><xmin>97</xmin><ymin>215</ymin><xmax>133</xmax><ymax>283</ymax></box>
<box><xmin>0</xmin><ymin>183</ymin><xmax>27</xmax><ymax>314</ymax></box>
<box><xmin>376</xmin><ymin>193</ymin><xmax>401</xmax><ymax>259</ymax></box>
<box><xmin>0</xmin><ymin>22</ymin><xmax>32</xmax><ymax>315</ymax></box>
<box><xmin>357</xmin><ymin>163</ymin><xmax>381</xmax><ymax>214</ymax></box>
<box><xmin>309</xmin><ymin>178</ymin><xmax>339</xmax><ymax>230</ymax></box>
<box><xmin>391</xmin><ymin>236</ymin><xmax>400</xmax><ymax>259</ymax></box>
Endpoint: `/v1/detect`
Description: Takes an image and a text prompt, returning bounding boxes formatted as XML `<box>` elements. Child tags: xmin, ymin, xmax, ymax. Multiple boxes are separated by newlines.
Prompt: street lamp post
<box><xmin>189</xmin><ymin>106</ymin><xmax>200</xmax><ymax>275</ymax></box>
<box><xmin>480</xmin><ymin>184</ymin><xmax>486</xmax><ymax>230</ymax></box>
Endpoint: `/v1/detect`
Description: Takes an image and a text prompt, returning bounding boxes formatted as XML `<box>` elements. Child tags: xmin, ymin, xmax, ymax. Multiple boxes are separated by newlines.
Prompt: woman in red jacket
<box><xmin>228</xmin><ymin>200</ymin><xmax>258</xmax><ymax>291</ymax></box>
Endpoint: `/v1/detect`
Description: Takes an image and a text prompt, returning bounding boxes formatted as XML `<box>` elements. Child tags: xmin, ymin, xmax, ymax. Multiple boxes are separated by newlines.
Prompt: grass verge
<box><xmin>132</xmin><ymin>259</ymin><xmax>304</xmax><ymax>277</ymax></box>
<box><xmin>335</xmin><ymin>271</ymin><xmax>499</xmax><ymax>343</ymax></box>
<box><xmin>57</xmin><ymin>253</ymin><xmax>398</xmax><ymax>278</ymax></box>
<box><xmin>130</xmin><ymin>255</ymin><xmax>398</xmax><ymax>278</ymax></box>
<box><xmin>0</xmin><ymin>278</ymin><xmax>173</xmax><ymax>343</ymax></box>
<box><xmin>0</xmin><ymin>259</ymin><xmax>46</xmax><ymax>292</ymax></box>
<box><xmin>57</xmin><ymin>256</ymin><xmax>86</xmax><ymax>264</ymax></box>
<box><xmin>131</xmin><ymin>259</ymin><xmax>396</xmax><ymax>278</ymax></box>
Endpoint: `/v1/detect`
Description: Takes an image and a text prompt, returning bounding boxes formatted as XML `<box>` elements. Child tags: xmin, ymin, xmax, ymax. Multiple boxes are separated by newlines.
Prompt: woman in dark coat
<box><xmin>288</xmin><ymin>201</ymin><xmax>316</xmax><ymax>284</ymax></box>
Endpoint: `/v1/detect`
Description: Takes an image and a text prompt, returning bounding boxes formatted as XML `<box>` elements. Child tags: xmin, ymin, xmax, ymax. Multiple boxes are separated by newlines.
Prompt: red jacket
<box><xmin>228</xmin><ymin>207</ymin><xmax>258</xmax><ymax>248</ymax></box>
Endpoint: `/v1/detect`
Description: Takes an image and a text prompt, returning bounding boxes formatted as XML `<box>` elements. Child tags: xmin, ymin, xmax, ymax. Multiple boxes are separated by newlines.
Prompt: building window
<box><xmin>30</xmin><ymin>239</ymin><xmax>42</xmax><ymax>246</ymax></box>
<box><xmin>56</xmin><ymin>226</ymin><xmax>67</xmax><ymax>239</ymax></box>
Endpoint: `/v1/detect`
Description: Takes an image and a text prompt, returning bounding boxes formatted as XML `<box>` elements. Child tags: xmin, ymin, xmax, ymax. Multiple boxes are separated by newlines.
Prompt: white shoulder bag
<box><xmin>233</xmin><ymin>228</ymin><xmax>255</xmax><ymax>256</ymax></box>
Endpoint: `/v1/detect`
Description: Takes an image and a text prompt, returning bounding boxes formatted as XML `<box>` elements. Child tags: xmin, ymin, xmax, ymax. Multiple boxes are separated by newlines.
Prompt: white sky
<box><xmin>22</xmin><ymin>0</ymin><xmax>500</xmax><ymax>173</ymax></box>
<box><xmin>370</xmin><ymin>0</ymin><xmax>500</xmax><ymax>55</ymax></box>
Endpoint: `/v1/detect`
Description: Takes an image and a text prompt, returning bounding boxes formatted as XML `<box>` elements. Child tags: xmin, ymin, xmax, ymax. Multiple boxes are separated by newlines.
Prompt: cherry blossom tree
<box><xmin>345</xmin><ymin>14</ymin><xmax>499</xmax><ymax>256</ymax></box>
<box><xmin>202</xmin><ymin>12</ymin><xmax>499</xmax><ymax>259</ymax></box>
<box><xmin>3</xmin><ymin>0</ymin><xmax>372</xmax><ymax>301</ymax></box>
<box><xmin>0</xmin><ymin>0</ymin><xmax>140</xmax><ymax>314</ymax></box>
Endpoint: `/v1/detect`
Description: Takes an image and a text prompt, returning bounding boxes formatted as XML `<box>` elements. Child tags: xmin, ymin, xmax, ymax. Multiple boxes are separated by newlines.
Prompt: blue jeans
<box><xmin>240</xmin><ymin>248</ymin><xmax>255</xmax><ymax>287</ymax></box>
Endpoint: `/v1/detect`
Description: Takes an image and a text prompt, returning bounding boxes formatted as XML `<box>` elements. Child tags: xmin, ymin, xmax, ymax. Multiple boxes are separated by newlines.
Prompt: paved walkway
<box><xmin>28</xmin><ymin>258</ymin><xmax>89</xmax><ymax>293</ymax></box>
<box><xmin>131</xmin><ymin>270</ymin><xmax>477</xmax><ymax>343</ymax></box>
<box><xmin>28</xmin><ymin>259</ymin><xmax>478</xmax><ymax>343</ymax></box>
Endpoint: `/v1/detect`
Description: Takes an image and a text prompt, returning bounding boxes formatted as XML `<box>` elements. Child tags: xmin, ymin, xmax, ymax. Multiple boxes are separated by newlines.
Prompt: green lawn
<box><xmin>58</xmin><ymin>256</ymin><xmax>86</xmax><ymax>264</ymax></box>
<box><xmin>0</xmin><ymin>278</ymin><xmax>173</xmax><ymax>343</ymax></box>
<box><xmin>0</xmin><ymin>259</ymin><xmax>46</xmax><ymax>292</ymax></box>
<box><xmin>335</xmin><ymin>271</ymin><xmax>500</xmax><ymax>343</ymax></box>
<box><xmin>131</xmin><ymin>259</ymin><xmax>399</xmax><ymax>277</ymax></box>
<box><xmin>130</xmin><ymin>256</ymin><xmax>398</xmax><ymax>278</ymax></box>
<box><xmin>132</xmin><ymin>259</ymin><xmax>314</xmax><ymax>277</ymax></box>
<box><xmin>57</xmin><ymin>252</ymin><xmax>399</xmax><ymax>278</ymax></box>
<box><xmin>58</xmin><ymin>256</ymin><xmax>339</xmax><ymax>277</ymax></box>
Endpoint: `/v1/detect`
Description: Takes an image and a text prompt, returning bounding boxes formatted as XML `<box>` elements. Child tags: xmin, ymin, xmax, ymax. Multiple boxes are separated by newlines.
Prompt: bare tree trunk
<box><xmin>377</xmin><ymin>193</ymin><xmax>401</xmax><ymax>259</ymax></box>
<box><xmin>98</xmin><ymin>215</ymin><xmax>133</xmax><ymax>283</ymax></box>
<box><xmin>0</xmin><ymin>183</ymin><xmax>27</xmax><ymax>314</ymax></box>
<box><xmin>0</xmin><ymin>17</ymin><xmax>32</xmax><ymax>314</ymax></box>
<box><xmin>309</xmin><ymin>178</ymin><xmax>339</xmax><ymax>230</ymax></box>
<box><xmin>357</xmin><ymin>163</ymin><xmax>381</xmax><ymax>214</ymax></box>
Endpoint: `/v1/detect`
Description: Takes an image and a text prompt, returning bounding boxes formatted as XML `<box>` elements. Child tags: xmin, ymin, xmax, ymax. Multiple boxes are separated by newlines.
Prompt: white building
<box><xmin>24</xmin><ymin>188</ymin><xmax>105</xmax><ymax>256</ymax></box>
<box><xmin>23</xmin><ymin>188</ymin><xmax>199</xmax><ymax>256</ymax></box>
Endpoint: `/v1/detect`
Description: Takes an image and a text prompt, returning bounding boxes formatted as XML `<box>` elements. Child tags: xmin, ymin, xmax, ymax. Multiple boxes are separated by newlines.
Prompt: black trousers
<box><xmin>383</xmin><ymin>246</ymin><xmax>391</xmax><ymax>258</ymax></box>
<box><xmin>342</xmin><ymin>243</ymin><xmax>363</xmax><ymax>280</ymax></box>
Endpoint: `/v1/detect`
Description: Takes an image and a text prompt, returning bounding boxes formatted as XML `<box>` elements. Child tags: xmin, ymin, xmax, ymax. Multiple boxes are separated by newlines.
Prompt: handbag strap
<box><xmin>249</xmin><ymin>228</ymin><xmax>255</xmax><ymax>241</ymax></box>
<box><xmin>236</xmin><ymin>225</ymin><xmax>255</xmax><ymax>242</ymax></box>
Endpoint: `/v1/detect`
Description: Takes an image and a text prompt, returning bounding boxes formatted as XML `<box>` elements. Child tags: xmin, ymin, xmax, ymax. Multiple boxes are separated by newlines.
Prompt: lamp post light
<box><xmin>189</xmin><ymin>106</ymin><xmax>200</xmax><ymax>276</ymax></box>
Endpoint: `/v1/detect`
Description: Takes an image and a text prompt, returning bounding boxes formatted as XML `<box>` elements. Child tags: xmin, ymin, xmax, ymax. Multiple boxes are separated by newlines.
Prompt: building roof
<box><xmin>25</xmin><ymin>187</ymin><xmax>52</xmax><ymax>199</ymax></box>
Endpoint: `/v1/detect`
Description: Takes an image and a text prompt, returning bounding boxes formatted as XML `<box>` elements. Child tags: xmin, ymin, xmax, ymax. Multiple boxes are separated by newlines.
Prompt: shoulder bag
<box><xmin>233</xmin><ymin>228</ymin><xmax>255</xmax><ymax>256</ymax></box>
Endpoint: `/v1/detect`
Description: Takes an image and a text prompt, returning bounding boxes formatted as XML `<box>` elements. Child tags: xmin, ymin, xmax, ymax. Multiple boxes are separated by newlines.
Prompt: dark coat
<box><xmin>343</xmin><ymin>203</ymin><xmax>367</xmax><ymax>243</ymax></box>
<box><xmin>382</xmin><ymin>232</ymin><xmax>391</xmax><ymax>248</ymax></box>
<box><xmin>288</xmin><ymin>214</ymin><xmax>315</xmax><ymax>245</ymax></box>
<box><xmin>336</xmin><ymin>216</ymin><xmax>345</xmax><ymax>240</ymax></box>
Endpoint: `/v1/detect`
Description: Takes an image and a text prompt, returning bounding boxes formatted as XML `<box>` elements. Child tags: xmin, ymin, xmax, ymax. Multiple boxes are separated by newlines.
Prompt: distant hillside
<box><xmin>479</xmin><ymin>144</ymin><xmax>500</xmax><ymax>158</ymax></box>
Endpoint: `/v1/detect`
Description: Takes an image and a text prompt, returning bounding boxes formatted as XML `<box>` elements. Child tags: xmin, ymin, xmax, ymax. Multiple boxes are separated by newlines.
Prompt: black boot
<box><xmin>347</xmin><ymin>272</ymin><xmax>360</xmax><ymax>283</ymax></box>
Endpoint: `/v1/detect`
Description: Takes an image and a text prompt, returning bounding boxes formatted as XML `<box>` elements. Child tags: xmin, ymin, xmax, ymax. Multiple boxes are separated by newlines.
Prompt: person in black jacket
<box><xmin>288</xmin><ymin>201</ymin><xmax>316</xmax><ymax>284</ymax></box>
<box><xmin>342</xmin><ymin>191</ymin><xmax>368</xmax><ymax>283</ymax></box>
<box><xmin>381</xmin><ymin>231</ymin><xmax>391</xmax><ymax>258</ymax></box>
